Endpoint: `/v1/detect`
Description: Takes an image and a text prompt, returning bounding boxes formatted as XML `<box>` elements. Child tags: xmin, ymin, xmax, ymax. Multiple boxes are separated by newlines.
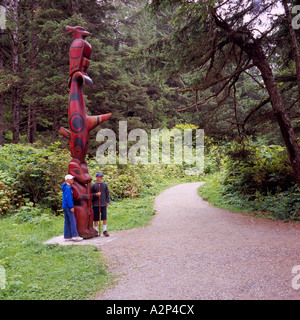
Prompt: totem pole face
<box><xmin>67</xmin><ymin>26</ymin><xmax>92</xmax><ymax>77</ymax></box>
<box><xmin>68</xmin><ymin>158</ymin><xmax>92</xmax><ymax>184</ymax></box>
<box><xmin>66</xmin><ymin>26</ymin><xmax>90</xmax><ymax>39</ymax></box>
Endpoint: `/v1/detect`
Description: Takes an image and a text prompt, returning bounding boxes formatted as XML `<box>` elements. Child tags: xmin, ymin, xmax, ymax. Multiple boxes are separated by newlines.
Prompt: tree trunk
<box><xmin>53</xmin><ymin>108</ymin><xmax>60</xmax><ymax>136</ymax></box>
<box><xmin>27</xmin><ymin>0</ymin><xmax>37</xmax><ymax>143</ymax></box>
<box><xmin>27</xmin><ymin>104</ymin><xmax>37</xmax><ymax>143</ymax></box>
<box><xmin>213</xmin><ymin>13</ymin><xmax>300</xmax><ymax>186</ymax></box>
<box><xmin>12</xmin><ymin>0</ymin><xmax>20</xmax><ymax>144</ymax></box>
<box><xmin>250</xmin><ymin>43</ymin><xmax>300</xmax><ymax>186</ymax></box>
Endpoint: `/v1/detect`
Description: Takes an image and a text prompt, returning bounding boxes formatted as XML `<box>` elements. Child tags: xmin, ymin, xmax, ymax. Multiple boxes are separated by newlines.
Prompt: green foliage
<box><xmin>199</xmin><ymin>172</ymin><xmax>300</xmax><ymax>221</ymax></box>
<box><xmin>0</xmin><ymin>140</ymin><xmax>196</xmax><ymax>218</ymax></box>
<box><xmin>1</xmin><ymin>0</ymin><xmax>189</xmax><ymax>147</ymax></box>
<box><xmin>0</xmin><ymin>142</ymin><xmax>71</xmax><ymax>213</ymax></box>
<box><xmin>88</xmin><ymin>159</ymin><xmax>187</xmax><ymax>200</ymax></box>
<box><xmin>250</xmin><ymin>186</ymin><xmax>300</xmax><ymax>221</ymax></box>
<box><xmin>222</xmin><ymin>140</ymin><xmax>294</xmax><ymax>195</ymax></box>
<box><xmin>0</xmin><ymin>171</ymin><xmax>24</xmax><ymax>215</ymax></box>
<box><xmin>88</xmin><ymin>161</ymin><xmax>143</xmax><ymax>200</ymax></box>
<box><xmin>203</xmin><ymin>136</ymin><xmax>228</xmax><ymax>174</ymax></box>
<box><xmin>198</xmin><ymin>172</ymin><xmax>254</xmax><ymax>214</ymax></box>
<box><xmin>109</xmin><ymin>196</ymin><xmax>156</xmax><ymax>231</ymax></box>
<box><xmin>12</xmin><ymin>202</ymin><xmax>53</xmax><ymax>224</ymax></box>
<box><xmin>199</xmin><ymin>139</ymin><xmax>300</xmax><ymax>221</ymax></box>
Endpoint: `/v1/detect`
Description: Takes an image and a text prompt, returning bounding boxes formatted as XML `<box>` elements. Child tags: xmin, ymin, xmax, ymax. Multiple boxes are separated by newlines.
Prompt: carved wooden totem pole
<box><xmin>60</xmin><ymin>26</ymin><xmax>111</xmax><ymax>239</ymax></box>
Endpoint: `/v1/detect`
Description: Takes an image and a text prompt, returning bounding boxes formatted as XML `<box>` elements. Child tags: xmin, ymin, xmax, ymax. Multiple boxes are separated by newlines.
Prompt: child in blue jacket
<box><xmin>61</xmin><ymin>174</ymin><xmax>83</xmax><ymax>241</ymax></box>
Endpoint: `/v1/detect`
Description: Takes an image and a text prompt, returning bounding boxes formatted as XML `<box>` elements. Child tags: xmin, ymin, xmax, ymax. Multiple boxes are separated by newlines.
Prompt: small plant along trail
<box><xmin>95</xmin><ymin>182</ymin><xmax>300</xmax><ymax>300</ymax></box>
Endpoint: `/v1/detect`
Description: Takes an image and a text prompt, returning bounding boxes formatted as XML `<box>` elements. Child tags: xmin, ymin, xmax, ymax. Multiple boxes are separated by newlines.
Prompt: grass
<box><xmin>197</xmin><ymin>172</ymin><xmax>300</xmax><ymax>221</ymax></box>
<box><xmin>197</xmin><ymin>172</ymin><xmax>254</xmax><ymax>214</ymax></box>
<box><xmin>0</xmin><ymin>175</ymin><xmax>199</xmax><ymax>300</ymax></box>
<box><xmin>109</xmin><ymin>197</ymin><xmax>155</xmax><ymax>231</ymax></box>
<box><xmin>0</xmin><ymin>215</ymin><xmax>111</xmax><ymax>300</ymax></box>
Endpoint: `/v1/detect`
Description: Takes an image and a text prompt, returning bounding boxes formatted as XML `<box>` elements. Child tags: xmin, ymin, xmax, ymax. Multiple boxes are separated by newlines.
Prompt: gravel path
<box><xmin>93</xmin><ymin>182</ymin><xmax>300</xmax><ymax>300</ymax></box>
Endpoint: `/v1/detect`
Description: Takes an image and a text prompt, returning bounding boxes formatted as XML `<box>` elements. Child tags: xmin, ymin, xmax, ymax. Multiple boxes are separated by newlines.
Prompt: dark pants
<box><xmin>93</xmin><ymin>206</ymin><xmax>107</xmax><ymax>221</ymax></box>
<box><xmin>63</xmin><ymin>208</ymin><xmax>79</xmax><ymax>239</ymax></box>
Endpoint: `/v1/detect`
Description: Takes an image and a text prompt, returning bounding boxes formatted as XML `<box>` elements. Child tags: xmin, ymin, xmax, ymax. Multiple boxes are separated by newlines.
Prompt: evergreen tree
<box><xmin>146</xmin><ymin>0</ymin><xmax>300</xmax><ymax>185</ymax></box>
<box><xmin>0</xmin><ymin>0</ymin><xmax>190</xmax><ymax>154</ymax></box>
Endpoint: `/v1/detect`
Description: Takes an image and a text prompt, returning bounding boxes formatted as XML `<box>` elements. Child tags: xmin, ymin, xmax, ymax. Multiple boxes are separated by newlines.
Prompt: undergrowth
<box><xmin>198</xmin><ymin>172</ymin><xmax>300</xmax><ymax>221</ymax></box>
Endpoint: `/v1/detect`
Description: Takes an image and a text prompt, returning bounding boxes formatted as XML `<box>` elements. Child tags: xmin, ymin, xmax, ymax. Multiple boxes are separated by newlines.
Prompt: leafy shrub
<box><xmin>0</xmin><ymin>141</ymin><xmax>191</xmax><ymax>216</ymax></box>
<box><xmin>222</xmin><ymin>140</ymin><xmax>294</xmax><ymax>195</ymax></box>
<box><xmin>202</xmin><ymin>139</ymin><xmax>300</xmax><ymax>220</ymax></box>
<box><xmin>88</xmin><ymin>161</ymin><xmax>143</xmax><ymax>200</ymax></box>
<box><xmin>0</xmin><ymin>171</ymin><xmax>25</xmax><ymax>215</ymax></box>
<box><xmin>88</xmin><ymin>159</ymin><xmax>186</xmax><ymax>200</ymax></box>
<box><xmin>199</xmin><ymin>171</ymin><xmax>300</xmax><ymax>221</ymax></box>
<box><xmin>12</xmin><ymin>202</ymin><xmax>53</xmax><ymax>224</ymax></box>
<box><xmin>251</xmin><ymin>186</ymin><xmax>300</xmax><ymax>221</ymax></box>
<box><xmin>0</xmin><ymin>142</ymin><xmax>71</xmax><ymax>213</ymax></box>
<box><xmin>203</xmin><ymin>136</ymin><xmax>229</xmax><ymax>174</ymax></box>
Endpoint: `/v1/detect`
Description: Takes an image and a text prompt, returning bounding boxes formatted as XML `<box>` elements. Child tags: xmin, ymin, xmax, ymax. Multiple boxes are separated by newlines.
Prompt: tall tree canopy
<box><xmin>0</xmin><ymin>0</ymin><xmax>299</xmax><ymax>184</ymax></box>
<box><xmin>0</xmin><ymin>0</ymin><xmax>187</xmax><ymax>151</ymax></box>
<box><xmin>146</xmin><ymin>0</ymin><xmax>300</xmax><ymax>185</ymax></box>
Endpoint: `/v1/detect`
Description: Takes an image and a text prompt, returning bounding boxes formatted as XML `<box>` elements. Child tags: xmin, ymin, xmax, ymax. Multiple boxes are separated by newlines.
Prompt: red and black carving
<box><xmin>69</xmin><ymin>113</ymin><xmax>85</xmax><ymax>133</ymax></box>
<box><xmin>59</xmin><ymin>26</ymin><xmax>111</xmax><ymax>239</ymax></box>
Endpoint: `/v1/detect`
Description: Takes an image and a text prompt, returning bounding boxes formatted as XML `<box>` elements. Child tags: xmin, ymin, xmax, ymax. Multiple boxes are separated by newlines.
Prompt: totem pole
<box><xmin>60</xmin><ymin>26</ymin><xmax>111</xmax><ymax>239</ymax></box>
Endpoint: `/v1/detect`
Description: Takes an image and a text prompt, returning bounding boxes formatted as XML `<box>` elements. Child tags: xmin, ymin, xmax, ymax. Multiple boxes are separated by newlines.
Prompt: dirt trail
<box><xmin>92</xmin><ymin>182</ymin><xmax>300</xmax><ymax>299</ymax></box>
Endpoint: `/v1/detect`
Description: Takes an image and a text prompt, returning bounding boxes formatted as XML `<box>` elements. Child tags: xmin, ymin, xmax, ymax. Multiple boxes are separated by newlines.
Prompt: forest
<box><xmin>0</xmin><ymin>0</ymin><xmax>300</xmax><ymax>220</ymax></box>
<box><xmin>1</xmin><ymin>0</ymin><xmax>300</xmax><ymax>301</ymax></box>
